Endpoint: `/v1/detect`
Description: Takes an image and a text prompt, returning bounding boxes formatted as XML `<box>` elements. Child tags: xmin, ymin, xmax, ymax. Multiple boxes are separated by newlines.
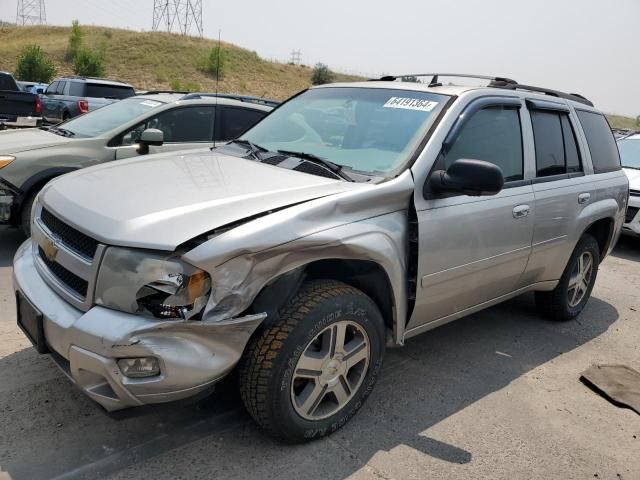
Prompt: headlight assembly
<box><xmin>95</xmin><ymin>247</ymin><xmax>211</xmax><ymax>320</ymax></box>
<box><xmin>0</xmin><ymin>156</ymin><xmax>15</xmax><ymax>169</ymax></box>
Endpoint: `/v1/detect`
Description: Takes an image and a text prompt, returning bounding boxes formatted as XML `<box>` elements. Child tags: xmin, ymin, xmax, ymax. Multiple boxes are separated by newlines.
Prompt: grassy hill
<box><xmin>0</xmin><ymin>25</ymin><xmax>361</xmax><ymax>101</ymax></box>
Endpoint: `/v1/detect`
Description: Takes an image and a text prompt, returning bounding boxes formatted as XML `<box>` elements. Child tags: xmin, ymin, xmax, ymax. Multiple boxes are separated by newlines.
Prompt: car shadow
<box><xmin>0</xmin><ymin>227</ymin><xmax>24</xmax><ymax>267</ymax></box>
<box><xmin>611</xmin><ymin>235</ymin><xmax>640</xmax><ymax>262</ymax></box>
<box><xmin>0</xmin><ymin>291</ymin><xmax>618</xmax><ymax>480</ymax></box>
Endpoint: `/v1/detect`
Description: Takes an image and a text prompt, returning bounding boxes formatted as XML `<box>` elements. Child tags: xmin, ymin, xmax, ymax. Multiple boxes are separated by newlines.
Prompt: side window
<box><xmin>218</xmin><ymin>107</ymin><xmax>267</xmax><ymax>141</ymax></box>
<box><xmin>576</xmin><ymin>110</ymin><xmax>621</xmax><ymax>173</ymax></box>
<box><xmin>441</xmin><ymin>106</ymin><xmax>524</xmax><ymax>182</ymax></box>
<box><xmin>69</xmin><ymin>82</ymin><xmax>84</xmax><ymax>97</ymax></box>
<box><xmin>530</xmin><ymin>110</ymin><xmax>583</xmax><ymax>177</ymax></box>
<box><xmin>46</xmin><ymin>81</ymin><xmax>59</xmax><ymax>94</ymax></box>
<box><xmin>119</xmin><ymin>107</ymin><xmax>215</xmax><ymax>145</ymax></box>
<box><xmin>56</xmin><ymin>81</ymin><xmax>67</xmax><ymax>95</ymax></box>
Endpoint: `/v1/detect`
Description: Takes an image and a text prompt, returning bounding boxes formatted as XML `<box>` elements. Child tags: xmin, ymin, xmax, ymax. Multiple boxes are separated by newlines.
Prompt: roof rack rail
<box><xmin>140</xmin><ymin>90</ymin><xmax>191</xmax><ymax>95</ymax></box>
<box><xmin>58</xmin><ymin>75</ymin><xmax>130</xmax><ymax>84</ymax></box>
<box><xmin>180</xmin><ymin>92</ymin><xmax>280</xmax><ymax>107</ymax></box>
<box><xmin>376</xmin><ymin>73</ymin><xmax>593</xmax><ymax>107</ymax></box>
<box><xmin>489</xmin><ymin>80</ymin><xmax>594</xmax><ymax>107</ymax></box>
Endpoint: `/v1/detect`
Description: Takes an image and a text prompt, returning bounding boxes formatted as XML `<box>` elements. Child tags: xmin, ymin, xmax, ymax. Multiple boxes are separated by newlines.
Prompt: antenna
<box><xmin>212</xmin><ymin>29</ymin><xmax>221</xmax><ymax>148</ymax></box>
<box><xmin>16</xmin><ymin>0</ymin><xmax>46</xmax><ymax>25</ymax></box>
<box><xmin>152</xmin><ymin>0</ymin><xmax>203</xmax><ymax>37</ymax></box>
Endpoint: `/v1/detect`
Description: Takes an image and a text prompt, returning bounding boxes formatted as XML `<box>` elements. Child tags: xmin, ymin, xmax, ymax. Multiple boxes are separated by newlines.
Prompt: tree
<box><xmin>14</xmin><ymin>45</ymin><xmax>56</xmax><ymax>83</ymax></box>
<box><xmin>636</xmin><ymin>115</ymin><xmax>640</xmax><ymax>127</ymax></box>
<box><xmin>401</xmin><ymin>76</ymin><xmax>421</xmax><ymax>83</ymax></box>
<box><xmin>311</xmin><ymin>63</ymin><xmax>335</xmax><ymax>85</ymax></box>
<box><xmin>66</xmin><ymin>20</ymin><xmax>84</xmax><ymax>61</ymax></box>
<box><xmin>73</xmin><ymin>48</ymin><xmax>106</xmax><ymax>77</ymax></box>
<box><xmin>205</xmin><ymin>44</ymin><xmax>225</xmax><ymax>80</ymax></box>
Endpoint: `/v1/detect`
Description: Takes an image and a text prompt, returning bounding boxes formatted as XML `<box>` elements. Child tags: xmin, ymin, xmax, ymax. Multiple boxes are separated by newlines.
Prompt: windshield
<box><xmin>618</xmin><ymin>137</ymin><xmax>640</xmax><ymax>169</ymax></box>
<box><xmin>240</xmin><ymin>87</ymin><xmax>448</xmax><ymax>175</ymax></box>
<box><xmin>61</xmin><ymin>97</ymin><xmax>165</xmax><ymax>138</ymax></box>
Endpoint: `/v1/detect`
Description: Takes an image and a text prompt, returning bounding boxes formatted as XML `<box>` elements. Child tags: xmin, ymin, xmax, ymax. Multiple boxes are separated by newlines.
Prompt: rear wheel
<box><xmin>535</xmin><ymin>234</ymin><xmax>600</xmax><ymax>321</ymax></box>
<box><xmin>239</xmin><ymin>279</ymin><xmax>385</xmax><ymax>443</ymax></box>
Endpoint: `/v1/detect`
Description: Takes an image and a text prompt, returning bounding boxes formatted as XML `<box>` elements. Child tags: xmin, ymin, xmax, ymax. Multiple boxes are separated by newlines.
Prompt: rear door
<box><xmin>113</xmin><ymin>105</ymin><xmax>216</xmax><ymax>160</ymax></box>
<box><xmin>42</xmin><ymin>80</ymin><xmax>67</xmax><ymax>123</ymax></box>
<box><xmin>520</xmin><ymin>99</ymin><xmax>594</xmax><ymax>285</ymax></box>
<box><xmin>408</xmin><ymin>97</ymin><xmax>535</xmax><ymax>329</ymax></box>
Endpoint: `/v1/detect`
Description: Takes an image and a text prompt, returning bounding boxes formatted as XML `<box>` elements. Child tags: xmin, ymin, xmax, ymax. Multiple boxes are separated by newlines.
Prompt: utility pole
<box><xmin>290</xmin><ymin>49</ymin><xmax>302</xmax><ymax>65</ymax></box>
<box><xmin>152</xmin><ymin>0</ymin><xmax>203</xmax><ymax>37</ymax></box>
<box><xmin>16</xmin><ymin>0</ymin><xmax>46</xmax><ymax>26</ymax></box>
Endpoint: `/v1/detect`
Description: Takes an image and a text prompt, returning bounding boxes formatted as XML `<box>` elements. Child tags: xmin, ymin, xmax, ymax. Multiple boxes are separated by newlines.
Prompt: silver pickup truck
<box><xmin>13</xmin><ymin>74</ymin><xmax>628</xmax><ymax>443</ymax></box>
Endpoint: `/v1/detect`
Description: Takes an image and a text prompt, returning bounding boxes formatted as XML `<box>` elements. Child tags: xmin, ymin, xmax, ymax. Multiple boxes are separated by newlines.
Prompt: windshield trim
<box><xmin>239</xmin><ymin>86</ymin><xmax>453</xmax><ymax>180</ymax></box>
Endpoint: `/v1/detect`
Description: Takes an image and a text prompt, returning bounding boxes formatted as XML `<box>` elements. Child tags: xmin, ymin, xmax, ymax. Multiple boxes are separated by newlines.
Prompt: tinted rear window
<box><xmin>576</xmin><ymin>111</ymin><xmax>621</xmax><ymax>173</ymax></box>
<box><xmin>86</xmin><ymin>83</ymin><xmax>135</xmax><ymax>99</ymax></box>
<box><xmin>69</xmin><ymin>82</ymin><xmax>84</xmax><ymax>96</ymax></box>
<box><xmin>0</xmin><ymin>74</ymin><xmax>17</xmax><ymax>90</ymax></box>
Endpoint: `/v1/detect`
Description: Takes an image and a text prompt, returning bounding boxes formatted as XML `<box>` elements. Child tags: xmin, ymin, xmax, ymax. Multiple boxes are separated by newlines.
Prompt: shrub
<box><xmin>73</xmin><ymin>48</ymin><xmax>106</xmax><ymax>77</ymax></box>
<box><xmin>311</xmin><ymin>63</ymin><xmax>335</xmax><ymax>85</ymax></box>
<box><xmin>169</xmin><ymin>80</ymin><xmax>200</xmax><ymax>92</ymax></box>
<box><xmin>14</xmin><ymin>44</ymin><xmax>56</xmax><ymax>83</ymax></box>
<box><xmin>205</xmin><ymin>44</ymin><xmax>225</xmax><ymax>79</ymax></box>
<box><xmin>66</xmin><ymin>20</ymin><xmax>84</xmax><ymax>61</ymax></box>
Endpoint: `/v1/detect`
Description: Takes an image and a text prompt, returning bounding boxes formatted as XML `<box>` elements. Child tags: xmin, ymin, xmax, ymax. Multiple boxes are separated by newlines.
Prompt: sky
<box><xmin>1</xmin><ymin>0</ymin><xmax>638</xmax><ymax>117</ymax></box>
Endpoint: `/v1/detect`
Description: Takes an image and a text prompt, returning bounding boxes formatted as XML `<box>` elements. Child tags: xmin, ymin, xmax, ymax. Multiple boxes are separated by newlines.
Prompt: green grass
<box><xmin>0</xmin><ymin>25</ymin><xmax>361</xmax><ymax>101</ymax></box>
<box><xmin>606</xmin><ymin>114</ymin><xmax>638</xmax><ymax>130</ymax></box>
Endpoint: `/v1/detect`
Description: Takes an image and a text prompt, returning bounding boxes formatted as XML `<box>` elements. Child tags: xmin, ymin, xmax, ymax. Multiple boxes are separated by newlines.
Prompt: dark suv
<box><xmin>41</xmin><ymin>76</ymin><xmax>135</xmax><ymax>124</ymax></box>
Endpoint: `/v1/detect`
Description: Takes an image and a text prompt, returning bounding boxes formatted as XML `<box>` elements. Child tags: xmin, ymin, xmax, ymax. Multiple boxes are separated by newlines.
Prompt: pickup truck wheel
<box><xmin>20</xmin><ymin>192</ymin><xmax>38</xmax><ymax>237</ymax></box>
<box><xmin>239</xmin><ymin>279</ymin><xmax>385</xmax><ymax>443</ymax></box>
<box><xmin>535</xmin><ymin>234</ymin><xmax>600</xmax><ymax>321</ymax></box>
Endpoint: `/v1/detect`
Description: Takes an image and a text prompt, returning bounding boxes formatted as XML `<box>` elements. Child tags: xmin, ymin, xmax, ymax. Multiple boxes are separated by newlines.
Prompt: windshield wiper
<box><xmin>276</xmin><ymin>149</ymin><xmax>352</xmax><ymax>181</ymax></box>
<box><xmin>48</xmin><ymin>126</ymin><xmax>75</xmax><ymax>137</ymax></box>
<box><xmin>228</xmin><ymin>139</ymin><xmax>268</xmax><ymax>159</ymax></box>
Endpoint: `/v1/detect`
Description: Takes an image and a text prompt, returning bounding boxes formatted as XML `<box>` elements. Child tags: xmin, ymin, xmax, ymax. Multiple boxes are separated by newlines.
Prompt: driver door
<box><xmin>407</xmin><ymin>98</ymin><xmax>535</xmax><ymax>330</ymax></box>
<box><xmin>113</xmin><ymin>106</ymin><xmax>216</xmax><ymax>160</ymax></box>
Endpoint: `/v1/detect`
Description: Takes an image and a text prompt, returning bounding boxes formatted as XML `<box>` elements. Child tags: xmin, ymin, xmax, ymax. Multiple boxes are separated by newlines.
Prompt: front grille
<box><xmin>630</xmin><ymin>189</ymin><xmax>640</xmax><ymax>197</ymax></box>
<box><xmin>40</xmin><ymin>208</ymin><xmax>99</xmax><ymax>258</ymax></box>
<box><xmin>626</xmin><ymin>206</ymin><xmax>639</xmax><ymax>223</ymax></box>
<box><xmin>38</xmin><ymin>246</ymin><xmax>88</xmax><ymax>298</ymax></box>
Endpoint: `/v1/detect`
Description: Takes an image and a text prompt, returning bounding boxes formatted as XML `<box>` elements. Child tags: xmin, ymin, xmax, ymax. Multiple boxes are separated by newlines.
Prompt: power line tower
<box><xmin>290</xmin><ymin>49</ymin><xmax>302</xmax><ymax>65</ymax></box>
<box><xmin>152</xmin><ymin>0</ymin><xmax>203</xmax><ymax>37</ymax></box>
<box><xmin>16</xmin><ymin>0</ymin><xmax>47</xmax><ymax>26</ymax></box>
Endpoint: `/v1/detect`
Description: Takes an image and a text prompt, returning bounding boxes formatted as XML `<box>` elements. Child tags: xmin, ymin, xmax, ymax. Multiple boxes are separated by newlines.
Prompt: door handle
<box><xmin>512</xmin><ymin>205</ymin><xmax>530</xmax><ymax>219</ymax></box>
<box><xmin>578</xmin><ymin>193</ymin><xmax>591</xmax><ymax>205</ymax></box>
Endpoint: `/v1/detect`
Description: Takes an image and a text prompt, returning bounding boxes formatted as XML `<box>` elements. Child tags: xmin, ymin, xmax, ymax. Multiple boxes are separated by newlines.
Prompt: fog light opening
<box><xmin>117</xmin><ymin>357</ymin><xmax>161</xmax><ymax>378</ymax></box>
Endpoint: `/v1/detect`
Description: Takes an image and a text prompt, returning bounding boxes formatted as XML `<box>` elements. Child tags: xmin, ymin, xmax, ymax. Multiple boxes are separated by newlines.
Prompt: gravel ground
<box><xmin>0</xmin><ymin>226</ymin><xmax>639</xmax><ymax>480</ymax></box>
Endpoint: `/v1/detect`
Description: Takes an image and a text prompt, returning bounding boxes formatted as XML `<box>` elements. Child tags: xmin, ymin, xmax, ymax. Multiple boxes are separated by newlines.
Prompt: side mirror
<box><xmin>428</xmin><ymin>159</ymin><xmax>504</xmax><ymax>197</ymax></box>
<box><xmin>137</xmin><ymin>128</ymin><xmax>164</xmax><ymax>155</ymax></box>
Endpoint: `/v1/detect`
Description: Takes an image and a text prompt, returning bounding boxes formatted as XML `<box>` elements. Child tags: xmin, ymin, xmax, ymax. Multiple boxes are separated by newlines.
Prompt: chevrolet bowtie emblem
<box><xmin>42</xmin><ymin>237</ymin><xmax>59</xmax><ymax>262</ymax></box>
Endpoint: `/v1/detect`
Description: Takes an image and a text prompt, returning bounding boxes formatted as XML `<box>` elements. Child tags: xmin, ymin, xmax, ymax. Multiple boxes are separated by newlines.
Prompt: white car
<box><xmin>618</xmin><ymin>133</ymin><xmax>640</xmax><ymax>236</ymax></box>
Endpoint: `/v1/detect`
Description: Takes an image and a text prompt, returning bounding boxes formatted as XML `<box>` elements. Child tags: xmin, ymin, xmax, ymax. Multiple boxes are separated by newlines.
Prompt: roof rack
<box><xmin>180</xmin><ymin>92</ymin><xmax>280</xmax><ymax>107</ymax></box>
<box><xmin>140</xmin><ymin>90</ymin><xmax>191</xmax><ymax>95</ymax></box>
<box><xmin>376</xmin><ymin>73</ymin><xmax>593</xmax><ymax>107</ymax></box>
<box><xmin>57</xmin><ymin>75</ymin><xmax>131</xmax><ymax>85</ymax></box>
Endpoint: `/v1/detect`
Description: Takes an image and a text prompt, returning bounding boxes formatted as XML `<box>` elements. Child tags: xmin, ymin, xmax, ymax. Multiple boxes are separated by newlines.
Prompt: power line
<box><xmin>16</xmin><ymin>0</ymin><xmax>46</xmax><ymax>25</ymax></box>
<box><xmin>152</xmin><ymin>0</ymin><xmax>203</xmax><ymax>37</ymax></box>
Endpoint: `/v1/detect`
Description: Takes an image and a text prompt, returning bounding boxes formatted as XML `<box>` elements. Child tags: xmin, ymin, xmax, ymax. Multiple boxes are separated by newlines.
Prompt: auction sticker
<box><xmin>140</xmin><ymin>100</ymin><xmax>162</xmax><ymax>108</ymax></box>
<box><xmin>383</xmin><ymin>97</ymin><xmax>438</xmax><ymax>112</ymax></box>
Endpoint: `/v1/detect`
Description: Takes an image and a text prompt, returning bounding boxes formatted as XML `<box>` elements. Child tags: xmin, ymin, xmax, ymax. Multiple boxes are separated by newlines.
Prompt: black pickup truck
<box><xmin>0</xmin><ymin>72</ymin><xmax>42</xmax><ymax>128</ymax></box>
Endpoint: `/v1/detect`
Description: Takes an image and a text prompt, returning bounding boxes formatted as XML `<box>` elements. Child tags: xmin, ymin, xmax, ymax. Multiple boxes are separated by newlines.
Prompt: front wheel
<box><xmin>20</xmin><ymin>191</ymin><xmax>38</xmax><ymax>237</ymax></box>
<box><xmin>239</xmin><ymin>279</ymin><xmax>385</xmax><ymax>443</ymax></box>
<box><xmin>535</xmin><ymin>234</ymin><xmax>600</xmax><ymax>321</ymax></box>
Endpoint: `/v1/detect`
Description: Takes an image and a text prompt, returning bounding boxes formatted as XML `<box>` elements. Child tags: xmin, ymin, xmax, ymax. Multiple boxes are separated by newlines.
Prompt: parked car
<box><xmin>16</xmin><ymin>81</ymin><xmax>49</xmax><ymax>95</ymax></box>
<box><xmin>0</xmin><ymin>71</ymin><xmax>42</xmax><ymax>127</ymax></box>
<box><xmin>617</xmin><ymin>133</ymin><xmax>640</xmax><ymax>235</ymax></box>
<box><xmin>41</xmin><ymin>76</ymin><xmax>135</xmax><ymax>124</ymax></box>
<box><xmin>0</xmin><ymin>92</ymin><xmax>275</xmax><ymax>234</ymax></box>
<box><xmin>13</xmin><ymin>74</ymin><xmax>627</xmax><ymax>443</ymax></box>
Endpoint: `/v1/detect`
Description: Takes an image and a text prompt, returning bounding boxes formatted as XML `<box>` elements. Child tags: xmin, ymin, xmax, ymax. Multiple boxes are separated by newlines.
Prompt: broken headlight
<box><xmin>95</xmin><ymin>247</ymin><xmax>211</xmax><ymax>320</ymax></box>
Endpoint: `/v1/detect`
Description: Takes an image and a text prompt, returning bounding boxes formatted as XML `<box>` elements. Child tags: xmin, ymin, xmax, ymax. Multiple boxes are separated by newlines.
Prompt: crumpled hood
<box><xmin>41</xmin><ymin>150</ymin><xmax>365</xmax><ymax>250</ymax></box>
<box><xmin>0</xmin><ymin>128</ymin><xmax>71</xmax><ymax>154</ymax></box>
<box><xmin>623</xmin><ymin>168</ymin><xmax>640</xmax><ymax>190</ymax></box>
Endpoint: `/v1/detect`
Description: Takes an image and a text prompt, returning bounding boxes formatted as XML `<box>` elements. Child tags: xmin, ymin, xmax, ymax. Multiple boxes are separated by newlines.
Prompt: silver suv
<box><xmin>13</xmin><ymin>74</ymin><xmax>629</xmax><ymax>443</ymax></box>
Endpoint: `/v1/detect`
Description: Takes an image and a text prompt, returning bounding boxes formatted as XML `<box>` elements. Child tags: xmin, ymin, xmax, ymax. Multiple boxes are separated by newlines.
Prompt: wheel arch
<box><xmin>13</xmin><ymin>167</ymin><xmax>78</xmax><ymax>223</ymax></box>
<box><xmin>582</xmin><ymin>216</ymin><xmax>615</xmax><ymax>260</ymax></box>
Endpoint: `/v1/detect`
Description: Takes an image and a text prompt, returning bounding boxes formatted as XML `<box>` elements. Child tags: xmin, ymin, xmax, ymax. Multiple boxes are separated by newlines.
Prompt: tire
<box><xmin>238</xmin><ymin>279</ymin><xmax>385</xmax><ymax>443</ymax></box>
<box><xmin>535</xmin><ymin>234</ymin><xmax>600</xmax><ymax>321</ymax></box>
<box><xmin>20</xmin><ymin>191</ymin><xmax>38</xmax><ymax>237</ymax></box>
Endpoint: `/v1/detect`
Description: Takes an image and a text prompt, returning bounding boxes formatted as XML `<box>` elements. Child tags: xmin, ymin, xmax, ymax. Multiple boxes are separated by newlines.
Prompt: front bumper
<box><xmin>622</xmin><ymin>195</ymin><xmax>640</xmax><ymax>236</ymax></box>
<box><xmin>13</xmin><ymin>240</ymin><xmax>265</xmax><ymax>411</ymax></box>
